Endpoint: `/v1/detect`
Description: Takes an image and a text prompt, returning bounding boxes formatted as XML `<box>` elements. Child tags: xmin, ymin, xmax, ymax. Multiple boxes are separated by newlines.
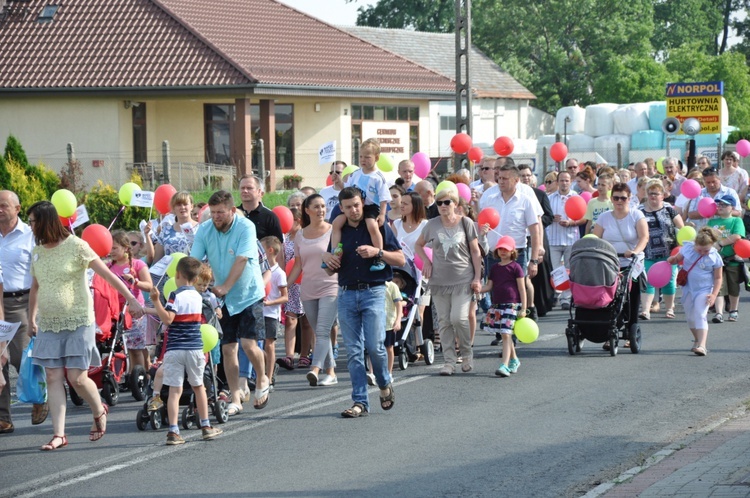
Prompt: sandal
<box><xmin>276</xmin><ymin>356</ymin><xmax>295</xmax><ymax>371</ymax></box>
<box><xmin>624</xmin><ymin>340</ymin><xmax>631</xmax><ymax>348</ymax></box>
<box><xmin>40</xmin><ymin>434</ymin><xmax>68</xmax><ymax>451</ymax></box>
<box><xmin>728</xmin><ymin>310</ymin><xmax>738</xmax><ymax>322</ymax></box>
<box><xmin>665</xmin><ymin>308</ymin><xmax>675</xmax><ymax>319</ymax></box>
<box><xmin>89</xmin><ymin>404</ymin><xmax>109</xmax><ymax>442</ymax></box>
<box><xmin>227</xmin><ymin>402</ymin><xmax>243</xmax><ymax>416</ymax></box>
<box><xmin>341</xmin><ymin>402</ymin><xmax>368</xmax><ymax>418</ymax></box>
<box><xmin>379</xmin><ymin>383</ymin><xmax>395</xmax><ymax>411</ymax></box>
<box><xmin>297</xmin><ymin>356</ymin><xmax>311</xmax><ymax>368</ymax></box>
<box><xmin>638</xmin><ymin>311</ymin><xmax>650</xmax><ymax>320</ymax></box>
<box><xmin>650</xmin><ymin>303</ymin><xmax>660</xmax><ymax>313</ymax></box>
<box><xmin>253</xmin><ymin>378</ymin><xmax>270</xmax><ymax>410</ymax></box>
<box><xmin>693</xmin><ymin>346</ymin><xmax>707</xmax><ymax>356</ymax></box>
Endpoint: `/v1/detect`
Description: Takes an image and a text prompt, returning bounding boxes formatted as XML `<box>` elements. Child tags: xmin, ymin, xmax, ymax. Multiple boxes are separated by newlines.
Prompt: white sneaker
<box><xmin>318</xmin><ymin>374</ymin><xmax>338</xmax><ymax>386</ymax></box>
<box><xmin>366</xmin><ymin>373</ymin><xmax>376</xmax><ymax>386</ymax></box>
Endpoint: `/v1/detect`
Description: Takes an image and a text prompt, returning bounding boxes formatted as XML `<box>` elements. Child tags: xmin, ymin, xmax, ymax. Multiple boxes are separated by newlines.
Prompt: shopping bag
<box><xmin>17</xmin><ymin>337</ymin><xmax>48</xmax><ymax>404</ymax></box>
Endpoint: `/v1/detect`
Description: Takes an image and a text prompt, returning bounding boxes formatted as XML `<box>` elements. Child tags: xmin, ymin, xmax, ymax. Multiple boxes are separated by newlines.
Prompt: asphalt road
<box><xmin>2</xmin><ymin>300</ymin><xmax>750</xmax><ymax>498</ymax></box>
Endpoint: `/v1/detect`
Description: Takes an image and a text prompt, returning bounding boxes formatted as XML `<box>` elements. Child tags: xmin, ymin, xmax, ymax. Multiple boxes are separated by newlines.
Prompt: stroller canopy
<box><xmin>569</xmin><ymin>237</ymin><xmax>620</xmax><ymax>287</ymax></box>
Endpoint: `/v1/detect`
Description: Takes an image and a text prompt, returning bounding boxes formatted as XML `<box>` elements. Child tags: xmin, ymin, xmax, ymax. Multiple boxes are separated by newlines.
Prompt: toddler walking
<box><xmin>480</xmin><ymin>236</ymin><xmax>526</xmax><ymax>377</ymax></box>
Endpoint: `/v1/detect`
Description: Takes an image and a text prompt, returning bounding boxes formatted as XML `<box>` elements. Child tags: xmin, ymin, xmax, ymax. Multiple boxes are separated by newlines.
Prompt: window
<box><xmin>440</xmin><ymin>115</ymin><xmax>456</xmax><ymax>131</ymax></box>
<box><xmin>37</xmin><ymin>5</ymin><xmax>59</xmax><ymax>23</ymax></box>
<box><xmin>250</xmin><ymin>104</ymin><xmax>295</xmax><ymax>170</ymax></box>
<box><xmin>204</xmin><ymin>104</ymin><xmax>234</xmax><ymax>165</ymax></box>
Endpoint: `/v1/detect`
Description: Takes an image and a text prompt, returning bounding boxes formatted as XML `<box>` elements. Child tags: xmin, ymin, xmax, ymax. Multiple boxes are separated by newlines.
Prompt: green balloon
<box><xmin>162</xmin><ymin>277</ymin><xmax>177</xmax><ymax>299</ymax></box>
<box><xmin>377</xmin><ymin>154</ymin><xmax>394</xmax><ymax>172</ymax></box>
<box><xmin>341</xmin><ymin>164</ymin><xmax>359</xmax><ymax>178</ymax></box>
<box><xmin>677</xmin><ymin>226</ymin><xmax>696</xmax><ymax>245</ymax></box>
<box><xmin>118</xmin><ymin>182</ymin><xmax>141</xmax><ymax>206</ymax></box>
<box><xmin>51</xmin><ymin>189</ymin><xmax>77</xmax><ymax>218</ymax></box>
<box><xmin>583</xmin><ymin>233</ymin><xmax>598</xmax><ymax>239</ymax></box>
<box><xmin>514</xmin><ymin>317</ymin><xmax>539</xmax><ymax>344</ymax></box>
<box><xmin>435</xmin><ymin>180</ymin><xmax>457</xmax><ymax>195</ymax></box>
<box><xmin>201</xmin><ymin>324</ymin><xmax>219</xmax><ymax>353</ymax></box>
<box><xmin>166</xmin><ymin>252</ymin><xmax>187</xmax><ymax>278</ymax></box>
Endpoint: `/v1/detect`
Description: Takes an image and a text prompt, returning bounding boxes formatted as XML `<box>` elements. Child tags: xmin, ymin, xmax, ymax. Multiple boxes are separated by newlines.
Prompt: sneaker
<box><xmin>318</xmin><ymin>374</ymin><xmax>338</xmax><ymax>386</ymax></box>
<box><xmin>712</xmin><ymin>313</ymin><xmax>724</xmax><ymax>324</ymax></box>
<box><xmin>166</xmin><ymin>432</ymin><xmax>185</xmax><ymax>445</ymax></box>
<box><xmin>147</xmin><ymin>395</ymin><xmax>163</xmax><ymax>412</ymax></box>
<box><xmin>561</xmin><ymin>302</ymin><xmax>570</xmax><ymax>310</ymax></box>
<box><xmin>306</xmin><ymin>371</ymin><xmax>318</xmax><ymax>387</ymax></box>
<box><xmin>528</xmin><ymin>307</ymin><xmax>538</xmax><ymax>322</ymax></box>
<box><xmin>366</xmin><ymin>373</ymin><xmax>376</xmax><ymax>386</ymax></box>
<box><xmin>490</xmin><ymin>337</ymin><xmax>501</xmax><ymax>346</ymax></box>
<box><xmin>495</xmin><ymin>364</ymin><xmax>511</xmax><ymax>377</ymax></box>
<box><xmin>438</xmin><ymin>364</ymin><xmax>454</xmax><ymax>376</ymax></box>
<box><xmin>370</xmin><ymin>258</ymin><xmax>386</xmax><ymax>271</ymax></box>
<box><xmin>508</xmin><ymin>358</ymin><xmax>520</xmax><ymax>374</ymax></box>
<box><xmin>201</xmin><ymin>426</ymin><xmax>223</xmax><ymax>440</ymax></box>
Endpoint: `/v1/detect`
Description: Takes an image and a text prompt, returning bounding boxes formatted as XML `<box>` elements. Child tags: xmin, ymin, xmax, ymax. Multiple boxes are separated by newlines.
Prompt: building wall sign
<box><xmin>361</xmin><ymin>121</ymin><xmax>410</xmax><ymax>163</ymax></box>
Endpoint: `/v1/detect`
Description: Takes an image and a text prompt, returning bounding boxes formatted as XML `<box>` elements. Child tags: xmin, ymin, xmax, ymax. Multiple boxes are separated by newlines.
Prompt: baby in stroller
<box><xmin>565</xmin><ymin>237</ymin><xmax>642</xmax><ymax>356</ymax></box>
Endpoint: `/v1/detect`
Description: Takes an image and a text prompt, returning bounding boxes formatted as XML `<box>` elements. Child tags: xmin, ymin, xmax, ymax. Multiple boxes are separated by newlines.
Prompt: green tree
<box><xmin>349</xmin><ymin>0</ymin><xmax>455</xmax><ymax>31</ymax></box>
<box><xmin>4</xmin><ymin>135</ymin><xmax>29</xmax><ymax>169</ymax></box>
<box><xmin>0</xmin><ymin>156</ymin><xmax>9</xmax><ymax>191</ymax></box>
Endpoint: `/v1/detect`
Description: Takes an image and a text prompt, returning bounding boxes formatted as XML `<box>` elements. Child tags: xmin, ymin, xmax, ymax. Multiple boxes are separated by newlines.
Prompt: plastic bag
<box><xmin>17</xmin><ymin>337</ymin><xmax>47</xmax><ymax>404</ymax></box>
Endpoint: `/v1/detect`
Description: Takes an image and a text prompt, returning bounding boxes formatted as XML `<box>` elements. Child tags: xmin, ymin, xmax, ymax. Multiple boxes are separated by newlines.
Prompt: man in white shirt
<box><xmin>662</xmin><ymin>157</ymin><xmax>685</xmax><ymax>199</ymax></box>
<box><xmin>545</xmin><ymin>172</ymin><xmax>582</xmax><ymax>309</ymax></box>
<box><xmin>687</xmin><ymin>168</ymin><xmax>741</xmax><ymax>228</ymax></box>
<box><xmin>626</xmin><ymin>161</ymin><xmax>649</xmax><ymax>193</ymax></box>
<box><xmin>320</xmin><ymin>161</ymin><xmax>346</xmax><ymax>221</ymax></box>
<box><xmin>0</xmin><ymin>190</ymin><xmax>45</xmax><ymax>433</ymax></box>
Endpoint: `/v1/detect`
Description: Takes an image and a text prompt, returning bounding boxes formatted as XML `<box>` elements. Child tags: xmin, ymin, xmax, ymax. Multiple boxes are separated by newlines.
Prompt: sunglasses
<box><xmin>436</xmin><ymin>199</ymin><xmax>453</xmax><ymax>206</ymax></box>
<box><xmin>611</xmin><ymin>195</ymin><xmax>629</xmax><ymax>201</ymax></box>
<box><xmin>480</xmin><ymin>167</ymin><xmax>492</xmax><ymax>171</ymax></box>
<box><xmin>130</xmin><ymin>241</ymin><xmax>140</xmax><ymax>246</ymax></box>
<box><xmin>647</xmin><ymin>192</ymin><xmax>662</xmax><ymax>196</ymax></box>
<box><xmin>545</xmin><ymin>180</ymin><xmax>554</xmax><ymax>184</ymax></box>
<box><xmin>330</xmin><ymin>170</ymin><xmax>342</xmax><ymax>175</ymax></box>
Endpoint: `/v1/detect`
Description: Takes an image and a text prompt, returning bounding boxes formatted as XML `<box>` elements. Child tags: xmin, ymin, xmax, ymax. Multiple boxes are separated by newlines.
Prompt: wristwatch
<box><xmin>529</xmin><ymin>259</ymin><xmax>539</xmax><ymax>265</ymax></box>
<box><xmin>377</xmin><ymin>249</ymin><xmax>383</xmax><ymax>259</ymax></box>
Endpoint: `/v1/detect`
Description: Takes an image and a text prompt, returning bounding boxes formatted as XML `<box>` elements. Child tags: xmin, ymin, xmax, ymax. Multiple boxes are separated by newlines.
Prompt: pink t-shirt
<box><xmin>109</xmin><ymin>259</ymin><xmax>147</xmax><ymax>305</ymax></box>
<box><xmin>294</xmin><ymin>227</ymin><xmax>338</xmax><ymax>301</ymax></box>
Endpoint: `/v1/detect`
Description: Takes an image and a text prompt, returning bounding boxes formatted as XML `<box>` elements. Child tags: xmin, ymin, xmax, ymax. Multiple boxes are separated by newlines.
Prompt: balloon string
<box><xmin>108</xmin><ymin>205</ymin><xmax>126</xmax><ymax>231</ymax></box>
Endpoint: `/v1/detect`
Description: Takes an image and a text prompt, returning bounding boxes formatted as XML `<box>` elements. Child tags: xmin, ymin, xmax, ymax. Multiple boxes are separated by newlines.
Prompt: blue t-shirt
<box><xmin>190</xmin><ymin>214</ymin><xmax>264</xmax><ymax>316</ymax></box>
<box><xmin>680</xmin><ymin>242</ymin><xmax>723</xmax><ymax>294</ymax></box>
<box><xmin>331</xmin><ymin>220</ymin><xmax>400</xmax><ymax>287</ymax></box>
<box><xmin>164</xmin><ymin>286</ymin><xmax>204</xmax><ymax>351</ymax></box>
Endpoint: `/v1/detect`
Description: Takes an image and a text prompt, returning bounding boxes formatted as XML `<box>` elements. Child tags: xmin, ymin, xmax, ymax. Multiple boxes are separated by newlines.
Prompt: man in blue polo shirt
<box><xmin>190</xmin><ymin>190</ymin><xmax>269</xmax><ymax>415</ymax></box>
<box><xmin>323</xmin><ymin>187</ymin><xmax>405</xmax><ymax>418</ymax></box>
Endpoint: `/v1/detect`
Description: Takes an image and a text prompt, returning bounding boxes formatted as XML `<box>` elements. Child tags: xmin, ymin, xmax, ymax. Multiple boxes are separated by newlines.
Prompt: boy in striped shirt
<box><xmin>149</xmin><ymin>256</ymin><xmax>223</xmax><ymax>445</ymax></box>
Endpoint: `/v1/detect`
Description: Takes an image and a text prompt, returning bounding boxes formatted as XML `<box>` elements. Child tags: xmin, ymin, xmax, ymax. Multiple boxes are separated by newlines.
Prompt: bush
<box><xmin>4</xmin><ymin>135</ymin><xmax>29</xmax><ymax>169</ymax></box>
<box><xmin>727</xmin><ymin>130</ymin><xmax>750</xmax><ymax>144</ymax></box>
<box><xmin>5</xmin><ymin>158</ymin><xmax>49</xmax><ymax>211</ymax></box>
<box><xmin>81</xmin><ymin>181</ymin><xmax>151</xmax><ymax>232</ymax></box>
<box><xmin>0</xmin><ymin>156</ymin><xmax>9</xmax><ymax>191</ymax></box>
<box><xmin>28</xmin><ymin>163</ymin><xmax>60</xmax><ymax>198</ymax></box>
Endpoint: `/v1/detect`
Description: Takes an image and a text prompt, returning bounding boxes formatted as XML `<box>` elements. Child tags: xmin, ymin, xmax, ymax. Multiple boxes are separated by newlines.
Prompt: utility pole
<box><xmin>455</xmin><ymin>0</ymin><xmax>472</xmax><ymax>170</ymax></box>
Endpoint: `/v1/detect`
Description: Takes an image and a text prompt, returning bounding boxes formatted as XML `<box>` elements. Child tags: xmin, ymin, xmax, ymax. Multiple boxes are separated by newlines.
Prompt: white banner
<box><xmin>550</xmin><ymin>265</ymin><xmax>569</xmax><ymax>288</ymax></box>
<box><xmin>130</xmin><ymin>190</ymin><xmax>154</xmax><ymax>208</ymax></box>
<box><xmin>150</xmin><ymin>255</ymin><xmax>173</xmax><ymax>277</ymax></box>
<box><xmin>0</xmin><ymin>321</ymin><xmax>21</xmax><ymax>345</ymax></box>
<box><xmin>71</xmin><ymin>204</ymin><xmax>89</xmax><ymax>229</ymax></box>
<box><xmin>319</xmin><ymin>140</ymin><xmax>337</xmax><ymax>165</ymax></box>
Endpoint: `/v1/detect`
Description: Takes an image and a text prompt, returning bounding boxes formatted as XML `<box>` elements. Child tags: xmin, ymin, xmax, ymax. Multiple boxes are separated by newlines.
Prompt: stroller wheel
<box><xmin>181</xmin><ymin>406</ymin><xmax>196</xmax><ymax>430</ymax></box>
<box><xmin>68</xmin><ymin>384</ymin><xmax>85</xmax><ymax>406</ymax></box>
<box><xmin>129</xmin><ymin>365</ymin><xmax>148</xmax><ymax>402</ymax></box>
<box><xmin>213</xmin><ymin>399</ymin><xmax>229</xmax><ymax>424</ymax></box>
<box><xmin>421</xmin><ymin>339</ymin><xmax>434</xmax><ymax>365</ymax></box>
<box><xmin>609</xmin><ymin>337</ymin><xmax>618</xmax><ymax>357</ymax></box>
<box><xmin>102</xmin><ymin>375</ymin><xmax>119</xmax><ymax>406</ymax></box>
<box><xmin>566</xmin><ymin>330</ymin><xmax>577</xmax><ymax>356</ymax></box>
<box><xmin>629</xmin><ymin>324</ymin><xmax>642</xmax><ymax>354</ymax></box>
<box><xmin>136</xmin><ymin>408</ymin><xmax>148</xmax><ymax>431</ymax></box>
<box><xmin>398</xmin><ymin>350</ymin><xmax>409</xmax><ymax>371</ymax></box>
<box><xmin>149</xmin><ymin>410</ymin><xmax>162</xmax><ymax>430</ymax></box>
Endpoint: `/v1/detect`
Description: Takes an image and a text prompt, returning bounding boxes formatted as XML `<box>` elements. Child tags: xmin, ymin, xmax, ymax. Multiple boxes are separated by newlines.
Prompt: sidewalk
<box><xmin>587</xmin><ymin>405</ymin><xmax>750</xmax><ymax>497</ymax></box>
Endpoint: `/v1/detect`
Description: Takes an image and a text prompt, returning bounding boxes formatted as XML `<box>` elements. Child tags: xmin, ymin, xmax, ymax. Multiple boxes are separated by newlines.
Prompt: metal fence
<box><xmin>125</xmin><ymin>161</ymin><xmax>236</xmax><ymax>191</ymax></box>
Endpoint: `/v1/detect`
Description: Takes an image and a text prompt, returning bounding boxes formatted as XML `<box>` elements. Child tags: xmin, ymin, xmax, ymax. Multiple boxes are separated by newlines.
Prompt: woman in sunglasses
<box><xmin>415</xmin><ymin>187</ymin><xmax>483</xmax><ymax>376</ymax></box>
<box><xmin>543</xmin><ymin>172</ymin><xmax>558</xmax><ymax>195</ymax></box>
<box><xmin>592</xmin><ymin>183</ymin><xmax>649</xmax><ymax>347</ymax></box>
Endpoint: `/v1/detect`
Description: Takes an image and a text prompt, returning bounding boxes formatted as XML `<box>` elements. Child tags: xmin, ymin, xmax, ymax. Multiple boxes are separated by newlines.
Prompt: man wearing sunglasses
<box><xmin>469</xmin><ymin>157</ymin><xmax>497</xmax><ymax>194</ymax></box>
<box><xmin>321</xmin><ymin>161</ymin><xmax>347</xmax><ymax>221</ymax></box>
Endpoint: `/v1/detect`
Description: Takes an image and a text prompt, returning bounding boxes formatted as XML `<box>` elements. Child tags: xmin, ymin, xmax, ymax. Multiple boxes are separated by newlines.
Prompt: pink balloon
<box><xmin>413</xmin><ymin>247</ymin><xmax>432</xmax><ymax>272</ymax></box>
<box><xmin>737</xmin><ymin>139</ymin><xmax>750</xmax><ymax>158</ymax></box>
<box><xmin>680</xmin><ymin>179</ymin><xmax>701</xmax><ymax>199</ymax></box>
<box><xmin>697</xmin><ymin>197</ymin><xmax>717</xmax><ymax>218</ymax></box>
<box><xmin>411</xmin><ymin>152</ymin><xmax>431</xmax><ymax>179</ymax></box>
<box><xmin>424</xmin><ymin>247</ymin><xmax>433</xmax><ymax>262</ymax></box>
<box><xmin>538</xmin><ymin>184</ymin><xmax>546</xmax><ymax>192</ymax></box>
<box><xmin>456</xmin><ymin>182</ymin><xmax>471</xmax><ymax>202</ymax></box>
<box><xmin>647</xmin><ymin>261</ymin><xmax>673</xmax><ymax>288</ymax></box>
<box><xmin>580</xmin><ymin>191</ymin><xmax>592</xmax><ymax>203</ymax></box>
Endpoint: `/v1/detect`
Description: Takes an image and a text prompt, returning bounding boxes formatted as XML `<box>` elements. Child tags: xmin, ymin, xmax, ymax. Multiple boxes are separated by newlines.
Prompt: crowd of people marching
<box><xmin>0</xmin><ymin>138</ymin><xmax>746</xmax><ymax>449</ymax></box>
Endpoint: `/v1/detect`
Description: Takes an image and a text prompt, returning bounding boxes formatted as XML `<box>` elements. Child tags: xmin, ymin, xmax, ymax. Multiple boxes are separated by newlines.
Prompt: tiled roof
<box><xmin>342</xmin><ymin>26</ymin><xmax>536</xmax><ymax>100</ymax></box>
<box><xmin>0</xmin><ymin>0</ymin><xmax>455</xmax><ymax>96</ymax></box>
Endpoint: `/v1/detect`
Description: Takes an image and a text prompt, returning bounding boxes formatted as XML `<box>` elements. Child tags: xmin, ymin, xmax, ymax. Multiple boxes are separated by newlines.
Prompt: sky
<box><xmin>276</xmin><ymin>0</ymin><xmax>375</xmax><ymax>26</ymax></box>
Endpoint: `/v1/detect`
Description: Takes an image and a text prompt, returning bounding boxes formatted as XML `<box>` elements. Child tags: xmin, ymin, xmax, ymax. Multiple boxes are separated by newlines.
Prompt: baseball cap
<box><xmin>716</xmin><ymin>194</ymin><xmax>736</xmax><ymax>207</ymax></box>
<box><xmin>495</xmin><ymin>235</ymin><xmax>516</xmax><ymax>252</ymax></box>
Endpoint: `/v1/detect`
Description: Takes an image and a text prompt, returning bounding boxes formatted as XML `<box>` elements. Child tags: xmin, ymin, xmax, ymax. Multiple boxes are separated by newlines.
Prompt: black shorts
<box><xmin>219</xmin><ymin>299</ymin><xmax>265</xmax><ymax>344</ymax></box>
<box><xmin>363</xmin><ymin>204</ymin><xmax>380</xmax><ymax>220</ymax></box>
<box><xmin>384</xmin><ymin>329</ymin><xmax>396</xmax><ymax>348</ymax></box>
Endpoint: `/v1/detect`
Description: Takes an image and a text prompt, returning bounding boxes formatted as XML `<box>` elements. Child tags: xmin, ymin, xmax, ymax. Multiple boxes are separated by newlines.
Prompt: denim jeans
<box><xmin>338</xmin><ymin>285</ymin><xmax>391</xmax><ymax>411</ymax></box>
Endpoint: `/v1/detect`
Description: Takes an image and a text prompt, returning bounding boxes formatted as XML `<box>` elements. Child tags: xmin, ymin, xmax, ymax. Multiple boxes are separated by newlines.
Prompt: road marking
<box><xmin>5</xmin><ymin>375</ymin><xmax>428</xmax><ymax>498</ymax></box>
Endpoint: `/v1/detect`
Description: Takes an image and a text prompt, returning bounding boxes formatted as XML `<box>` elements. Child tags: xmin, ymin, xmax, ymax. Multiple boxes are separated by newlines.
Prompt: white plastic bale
<box><xmin>536</xmin><ymin>134</ymin><xmax>558</xmax><ymax>165</ymax></box>
<box><xmin>594</xmin><ymin>134</ymin><xmax>631</xmax><ymax>165</ymax></box>
<box><xmin>613</xmin><ymin>103</ymin><xmax>651</xmax><ymax>135</ymax></box>
<box><xmin>648</xmin><ymin>101</ymin><xmax>667</xmax><ymax>131</ymax></box>
<box><xmin>554</xmin><ymin>106</ymin><xmax>586</xmax><ymax>135</ymax></box>
<box><xmin>584</xmin><ymin>103</ymin><xmax>620</xmax><ymax>137</ymax></box>
<box><xmin>567</xmin><ymin>133</ymin><xmax>595</xmax><ymax>151</ymax></box>
<box><xmin>631</xmin><ymin>130</ymin><xmax>664</xmax><ymax>150</ymax></box>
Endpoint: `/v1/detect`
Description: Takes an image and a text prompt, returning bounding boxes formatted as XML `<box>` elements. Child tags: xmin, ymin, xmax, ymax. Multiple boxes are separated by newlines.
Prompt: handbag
<box><xmin>17</xmin><ymin>337</ymin><xmax>48</xmax><ymax>404</ymax></box>
<box><xmin>676</xmin><ymin>256</ymin><xmax>702</xmax><ymax>286</ymax></box>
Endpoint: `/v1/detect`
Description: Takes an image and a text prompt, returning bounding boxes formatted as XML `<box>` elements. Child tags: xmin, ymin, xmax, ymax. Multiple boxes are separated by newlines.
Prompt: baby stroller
<box><xmin>564</xmin><ymin>237</ymin><xmax>642</xmax><ymax>356</ymax></box>
<box><xmin>67</xmin><ymin>275</ymin><xmax>147</xmax><ymax>406</ymax></box>
<box><xmin>393</xmin><ymin>258</ymin><xmax>435</xmax><ymax>370</ymax></box>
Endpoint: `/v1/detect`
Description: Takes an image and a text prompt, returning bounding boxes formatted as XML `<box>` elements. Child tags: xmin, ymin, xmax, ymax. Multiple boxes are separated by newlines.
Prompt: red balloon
<box><xmin>82</xmin><ymin>224</ymin><xmax>113</xmax><ymax>258</ymax></box>
<box><xmin>272</xmin><ymin>205</ymin><xmax>294</xmax><ymax>234</ymax></box>
<box><xmin>265</xmin><ymin>280</ymin><xmax>272</xmax><ymax>297</ymax></box>
<box><xmin>592</xmin><ymin>191</ymin><xmax>600</xmax><ymax>198</ymax></box>
<box><xmin>467</xmin><ymin>146</ymin><xmax>484</xmax><ymax>163</ymax></box>
<box><xmin>734</xmin><ymin>239</ymin><xmax>750</xmax><ymax>259</ymax></box>
<box><xmin>285</xmin><ymin>258</ymin><xmax>303</xmax><ymax>285</ymax></box>
<box><xmin>493</xmin><ymin>136</ymin><xmax>514</xmax><ymax>157</ymax></box>
<box><xmin>550</xmin><ymin>142</ymin><xmax>568</xmax><ymax>162</ymax></box>
<box><xmin>325</xmin><ymin>175</ymin><xmax>333</xmax><ymax>187</ymax></box>
<box><xmin>450</xmin><ymin>133</ymin><xmax>473</xmax><ymax>154</ymax></box>
<box><xmin>154</xmin><ymin>184</ymin><xmax>177</xmax><ymax>215</ymax></box>
<box><xmin>59</xmin><ymin>212</ymin><xmax>77</xmax><ymax>226</ymax></box>
<box><xmin>477</xmin><ymin>208</ymin><xmax>500</xmax><ymax>229</ymax></box>
<box><xmin>564</xmin><ymin>196</ymin><xmax>587</xmax><ymax>221</ymax></box>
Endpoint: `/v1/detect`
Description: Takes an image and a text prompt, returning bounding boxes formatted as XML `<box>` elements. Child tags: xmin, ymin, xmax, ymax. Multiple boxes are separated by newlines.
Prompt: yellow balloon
<box><xmin>51</xmin><ymin>189</ymin><xmax>77</xmax><ymax>218</ymax></box>
<box><xmin>514</xmin><ymin>317</ymin><xmax>539</xmax><ymax>343</ymax></box>
<box><xmin>656</xmin><ymin>157</ymin><xmax>665</xmax><ymax>175</ymax></box>
<box><xmin>201</xmin><ymin>324</ymin><xmax>219</xmax><ymax>353</ymax></box>
<box><xmin>583</xmin><ymin>233</ymin><xmax>598</xmax><ymax>239</ymax></box>
<box><xmin>377</xmin><ymin>154</ymin><xmax>394</xmax><ymax>172</ymax></box>
<box><xmin>676</xmin><ymin>226</ymin><xmax>696</xmax><ymax>245</ymax></box>
<box><xmin>341</xmin><ymin>164</ymin><xmax>359</xmax><ymax>178</ymax></box>
<box><xmin>162</xmin><ymin>277</ymin><xmax>177</xmax><ymax>299</ymax></box>
<box><xmin>118</xmin><ymin>182</ymin><xmax>141</xmax><ymax>206</ymax></box>
<box><xmin>435</xmin><ymin>180</ymin><xmax>457</xmax><ymax>195</ymax></box>
<box><xmin>166</xmin><ymin>252</ymin><xmax>187</xmax><ymax>278</ymax></box>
